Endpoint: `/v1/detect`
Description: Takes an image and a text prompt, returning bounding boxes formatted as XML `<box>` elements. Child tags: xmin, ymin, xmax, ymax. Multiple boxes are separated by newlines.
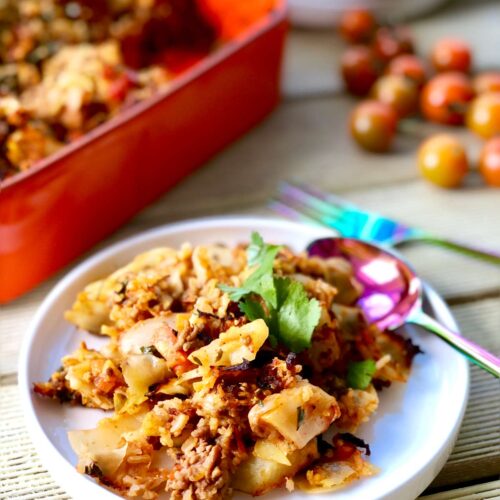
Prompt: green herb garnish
<box><xmin>140</xmin><ymin>345</ymin><xmax>162</xmax><ymax>358</ymax></box>
<box><xmin>347</xmin><ymin>360</ymin><xmax>377</xmax><ymax>389</ymax></box>
<box><xmin>84</xmin><ymin>463</ymin><xmax>103</xmax><ymax>478</ymax></box>
<box><xmin>297</xmin><ymin>406</ymin><xmax>305</xmax><ymax>430</ymax></box>
<box><xmin>191</xmin><ymin>355</ymin><xmax>203</xmax><ymax>366</ymax></box>
<box><xmin>219</xmin><ymin>232</ymin><xmax>321</xmax><ymax>353</ymax></box>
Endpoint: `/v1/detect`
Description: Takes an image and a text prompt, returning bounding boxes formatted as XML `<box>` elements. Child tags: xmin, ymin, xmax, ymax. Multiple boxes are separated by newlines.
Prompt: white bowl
<box><xmin>19</xmin><ymin>216</ymin><xmax>469</xmax><ymax>500</ymax></box>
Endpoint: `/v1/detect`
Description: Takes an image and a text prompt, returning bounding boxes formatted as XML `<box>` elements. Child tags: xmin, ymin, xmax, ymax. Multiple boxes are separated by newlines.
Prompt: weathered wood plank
<box><xmin>421</xmin><ymin>480</ymin><xmax>500</xmax><ymax>500</ymax></box>
<box><xmin>428</xmin><ymin>298</ymin><xmax>500</xmax><ymax>489</ymax></box>
<box><xmin>0</xmin><ymin>385</ymin><xmax>69</xmax><ymax>500</ymax></box>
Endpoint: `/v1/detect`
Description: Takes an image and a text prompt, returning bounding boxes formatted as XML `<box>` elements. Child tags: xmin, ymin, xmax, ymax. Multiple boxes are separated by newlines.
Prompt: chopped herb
<box><xmin>218</xmin><ymin>232</ymin><xmax>321</xmax><ymax>353</ymax></box>
<box><xmin>338</xmin><ymin>433</ymin><xmax>371</xmax><ymax>456</ymax></box>
<box><xmin>196</xmin><ymin>309</ymin><xmax>219</xmax><ymax>319</ymax></box>
<box><xmin>296</xmin><ymin>406</ymin><xmax>305</xmax><ymax>430</ymax></box>
<box><xmin>140</xmin><ymin>345</ymin><xmax>162</xmax><ymax>358</ymax></box>
<box><xmin>191</xmin><ymin>355</ymin><xmax>202</xmax><ymax>366</ymax></box>
<box><xmin>115</xmin><ymin>280</ymin><xmax>128</xmax><ymax>303</ymax></box>
<box><xmin>84</xmin><ymin>463</ymin><xmax>103</xmax><ymax>478</ymax></box>
<box><xmin>147</xmin><ymin>382</ymin><xmax>160</xmax><ymax>393</ymax></box>
<box><xmin>347</xmin><ymin>360</ymin><xmax>377</xmax><ymax>390</ymax></box>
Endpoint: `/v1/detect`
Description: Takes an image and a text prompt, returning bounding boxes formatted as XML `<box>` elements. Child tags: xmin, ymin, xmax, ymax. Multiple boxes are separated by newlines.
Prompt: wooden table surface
<box><xmin>1</xmin><ymin>1</ymin><xmax>500</xmax><ymax>499</ymax></box>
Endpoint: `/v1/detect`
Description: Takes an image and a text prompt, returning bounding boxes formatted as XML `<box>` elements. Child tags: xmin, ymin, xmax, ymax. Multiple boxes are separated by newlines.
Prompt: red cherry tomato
<box><xmin>431</xmin><ymin>38</ymin><xmax>472</xmax><ymax>73</ymax></box>
<box><xmin>420</xmin><ymin>72</ymin><xmax>474</xmax><ymax>125</ymax></box>
<box><xmin>386</xmin><ymin>54</ymin><xmax>427</xmax><ymax>89</ymax></box>
<box><xmin>479</xmin><ymin>137</ymin><xmax>500</xmax><ymax>187</ymax></box>
<box><xmin>372</xmin><ymin>74</ymin><xmax>419</xmax><ymax>118</ymax></box>
<box><xmin>473</xmin><ymin>72</ymin><xmax>500</xmax><ymax>95</ymax></box>
<box><xmin>417</xmin><ymin>134</ymin><xmax>469</xmax><ymax>188</ymax></box>
<box><xmin>350</xmin><ymin>100</ymin><xmax>398</xmax><ymax>153</ymax></box>
<box><xmin>466</xmin><ymin>92</ymin><xmax>500</xmax><ymax>139</ymax></box>
<box><xmin>373</xmin><ymin>26</ymin><xmax>414</xmax><ymax>63</ymax></box>
<box><xmin>338</xmin><ymin>9</ymin><xmax>377</xmax><ymax>44</ymax></box>
<box><xmin>341</xmin><ymin>45</ymin><xmax>382</xmax><ymax>96</ymax></box>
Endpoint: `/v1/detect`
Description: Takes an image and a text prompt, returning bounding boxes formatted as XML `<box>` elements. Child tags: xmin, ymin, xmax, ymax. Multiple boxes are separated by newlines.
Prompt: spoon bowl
<box><xmin>308</xmin><ymin>237</ymin><xmax>500</xmax><ymax>378</ymax></box>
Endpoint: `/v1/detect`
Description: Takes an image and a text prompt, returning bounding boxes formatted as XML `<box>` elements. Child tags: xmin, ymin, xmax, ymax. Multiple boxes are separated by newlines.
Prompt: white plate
<box><xmin>19</xmin><ymin>216</ymin><xmax>469</xmax><ymax>500</ymax></box>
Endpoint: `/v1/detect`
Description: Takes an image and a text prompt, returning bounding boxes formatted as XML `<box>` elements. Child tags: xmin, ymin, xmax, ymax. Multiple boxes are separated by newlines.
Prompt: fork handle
<box><xmin>408</xmin><ymin>309</ymin><xmax>500</xmax><ymax>377</ymax></box>
<box><xmin>399</xmin><ymin>232</ymin><xmax>500</xmax><ymax>266</ymax></box>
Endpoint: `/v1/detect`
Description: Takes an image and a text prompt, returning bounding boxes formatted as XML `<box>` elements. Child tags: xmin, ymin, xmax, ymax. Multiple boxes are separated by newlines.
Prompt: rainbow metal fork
<box><xmin>271</xmin><ymin>182</ymin><xmax>500</xmax><ymax>266</ymax></box>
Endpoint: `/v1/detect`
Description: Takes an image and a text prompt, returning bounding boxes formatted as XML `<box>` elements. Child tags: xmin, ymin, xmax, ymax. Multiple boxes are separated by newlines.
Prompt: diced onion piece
<box><xmin>253</xmin><ymin>439</ymin><xmax>291</xmax><ymax>466</ymax></box>
<box><xmin>188</xmin><ymin>319</ymin><xmax>268</xmax><ymax>368</ymax></box>
<box><xmin>68</xmin><ymin>413</ymin><xmax>143</xmax><ymax>476</ymax></box>
<box><xmin>232</xmin><ymin>439</ymin><xmax>319</xmax><ymax>496</ymax></box>
<box><xmin>296</xmin><ymin>458</ymin><xmax>377</xmax><ymax>493</ymax></box>
<box><xmin>155</xmin><ymin>378</ymin><xmax>192</xmax><ymax>397</ymax></box>
<box><xmin>64</xmin><ymin>280</ymin><xmax>110</xmax><ymax>333</ymax></box>
<box><xmin>119</xmin><ymin>317</ymin><xmax>177</xmax><ymax>356</ymax></box>
<box><xmin>249</xmin><ymin>381</ymin><xmax>340</xmax><ymax>450</ymax></box>
<box><xmin>121</xmin><ymin>354</ymin><xmax>169</xmax><ymax>406</ymax></box>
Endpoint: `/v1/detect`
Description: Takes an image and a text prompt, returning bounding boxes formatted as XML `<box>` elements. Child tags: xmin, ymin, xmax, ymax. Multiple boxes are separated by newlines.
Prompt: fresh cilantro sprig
<box><xmin>219</xmin><ymin>232</ymin><xmax>321</xmax><ymax>353</ymax></box>
<box><xmin>347</xmin><ymin>360</ymin><xmax>377</xmax><ymax>389</ymax></box>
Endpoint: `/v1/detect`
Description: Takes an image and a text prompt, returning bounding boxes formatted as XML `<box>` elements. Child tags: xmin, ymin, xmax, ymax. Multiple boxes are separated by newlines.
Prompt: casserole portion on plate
<box><xmin>34</xmin><ymin>232</ymin><xmax>421</xmax><ymax>499</ymax></box>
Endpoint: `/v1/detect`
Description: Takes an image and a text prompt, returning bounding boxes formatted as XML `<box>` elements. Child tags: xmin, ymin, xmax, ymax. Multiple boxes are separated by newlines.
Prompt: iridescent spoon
<box><xmin>308</xmin><ymin>237</ymin><xmax>500</xmax><ymax>378</ymax></box>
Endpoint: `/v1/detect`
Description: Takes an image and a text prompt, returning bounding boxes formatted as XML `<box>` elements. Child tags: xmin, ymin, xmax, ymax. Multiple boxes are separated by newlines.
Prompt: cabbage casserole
<box><xmin>34</xmin><ymin>233</ymin><xmax>421</xmax><ymax>499</ymax></box>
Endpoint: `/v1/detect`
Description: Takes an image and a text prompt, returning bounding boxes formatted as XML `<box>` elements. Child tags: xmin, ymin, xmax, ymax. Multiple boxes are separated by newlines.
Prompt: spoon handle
<box><xmin>408</xmin><ymin>310</ymin><xmax>500</xmax><ymax>378</ymax></box>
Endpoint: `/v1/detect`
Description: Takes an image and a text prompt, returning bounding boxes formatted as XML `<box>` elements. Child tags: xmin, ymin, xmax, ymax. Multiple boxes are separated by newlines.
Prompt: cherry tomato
<box><xmin>386</xmin><ymin>54</ymin><xmax>427</xmax><ymax>89</ymax></box>
<box><xmin>338</xmin><ymin>9</ymin><xmax>377</xmax><ymax>44</ymax></box>
<box><xmin>373</xmin><ymin>26</ymin><xmax>414</xmax><ymax>63</ymax></box>
<box><xmin>466</xmin><ymin>92</ymin><xmax>500</xmax><ymax>139</ymax></box>
<box><xmin>417</xmin><ymin>134</ymin><xmax>468</xmax><ymax>188</ymax></box>
<box><xmin>431</xmin><ymin>38</ymin><xmax>472</xmax><ymax>73</ymax></box>
<box><xmin>350</xmin><ymin>100</ymin><xmax>398</xmax><ymax>153</ymax></box>
<box><xmin>479</xmin><ymin>137</ymin><xmax>500</xmax><ymax>187</ymax></box>
<box><xmin>420</xmin><ymin>72</ymin><xmax>474</xmax><ymax>125</ymax></box>
<box><xmin>341</xmin><ymin>45</ymin><xmax>382</xmax><ymax>96</ymax></box>
<box><xmin>372</xmin><ymin>74</ymin><xmax>419</xmax><ymax>118</ymax></box>
<box><xmin>473</xmin><ymin>72</ymin><xmax>500</xmax><ymax>95</ymax></box>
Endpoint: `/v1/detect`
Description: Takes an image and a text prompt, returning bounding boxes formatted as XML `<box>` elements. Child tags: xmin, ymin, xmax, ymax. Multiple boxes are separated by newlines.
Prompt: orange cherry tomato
<box><xmin>372</xmin><ymin>74</ymin><xmax>419</xmax><ymax>118</ymax></box>
<box><xmin>341</xmin><ymin>45</ymin><xmax>382</xmax><ymax>96</ymax></box>
<box><xmin>479</xmin><ymin>137</ymin><xmax>500</xmax><ymax>187</ymax></box>
<box><xmin>417</xmin><ymin>134</ymin><xmax>468</xmax><ymax>188</ymax></box>
<box><xmin>466</xmin><ymin>92</ymin><xmax>500</xmax><ymax>139</ymax></box>
<box><xmin>473</xmin><ymin>72</ymin><xmax>500</xmax><ymax>95</ymax></box>
<box><xmin>386</xmin><ymin>54</ymin><xmax>427</xmax><ymax>89</ymax></box>
<box><xmin>431</xmin><ymin>38</ymin><xmax>472</xmax><ymax>73</ymax></box>
<box><xmin>420</xmin><ymin>72</ymin><xmax>474</xmax><ymax>125</ymax></box>
<box><xmin>372</xmin><ymin>26</ymin><xmax>414</xmax><ymax>63</ymax></box>
<box><xmin>350</xmin><ymin>100</ymin><xmax>398</xmax><ymax>153</ymax></box>
<box><xmin>338</xmin><ymin>9</ymin><xmax>377</xmax><ymax>44</ymax></box>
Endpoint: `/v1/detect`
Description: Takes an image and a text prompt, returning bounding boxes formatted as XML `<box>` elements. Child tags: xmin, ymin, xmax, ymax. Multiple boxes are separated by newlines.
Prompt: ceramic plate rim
<box><xmin>19</xmin><ymin>215</ymin><xmax>469</xmax><ymax>500</ymax></box>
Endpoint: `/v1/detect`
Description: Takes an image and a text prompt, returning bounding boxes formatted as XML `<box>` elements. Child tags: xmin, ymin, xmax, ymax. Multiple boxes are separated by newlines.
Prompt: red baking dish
<box><xmin>0</xmin><ymin>1</ymin><xmax>287</xmax><ymax>303</ymax></box>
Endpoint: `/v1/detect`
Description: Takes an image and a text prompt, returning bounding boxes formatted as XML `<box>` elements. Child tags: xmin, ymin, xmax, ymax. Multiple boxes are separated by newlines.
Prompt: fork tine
<box><xmin>269</xmin><ymin>199</ymin><xmax>328</xmax><ymax>227</ymax></box>
<box><xmin>276</xmin><ymin>182</ymin><xmax>416</xmax><ymax>243</ymax></box>
<box><xmin>283</xmin><ymin>182</ymin><xmax>358</xmax><ymax>211</ymax></box>
<box><xmin>279</xmin><ymin>182</ymin><xmax>349</xmax><ymax>218</ymax></box>
<box><xmin>270</xmin><ymin>195</ymin><xmax>354</xmax><ymax>235</ymax></box>
<box><xmin>281</xmin><ymin>181</ymin><xmax>410</xmax><ymax>233</ymax></box>
<box><xmin>279</xmin><ymin>182</ymin><xmax>365</xmax><ymax>235</ymax></box>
